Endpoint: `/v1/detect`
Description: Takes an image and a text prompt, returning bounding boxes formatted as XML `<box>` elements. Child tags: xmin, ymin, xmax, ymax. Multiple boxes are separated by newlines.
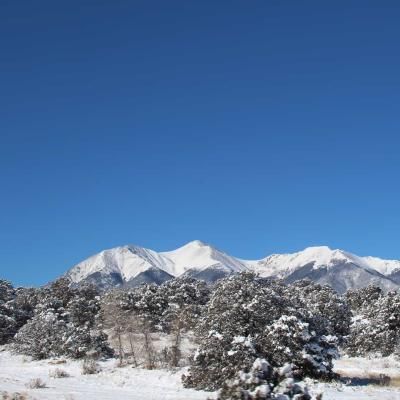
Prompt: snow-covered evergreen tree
<box><xmin>289</xmin><ymin>280</ymin><xmax>351</xmax><ymax>341</ymax></box>
<box><xmin>218</xmin><ymin>358</ymin><xmax>322</xmax><ymax>400</ymax></box>
<box><xmin>13</xmin><ymin>306</ymin><xmax>65</xmax><ymax>359</ymax></box>
<box><xmin>14</xmin><ymin>279</ymin><xmax>112</xmax><ymax>359</ymax></box>
<box><xmin>183</xmin><ymin>272</ymin><xmax>276</xmax><ymax>390</ymax></box>
<box><xmin>120</xmin><ymin>283</ymin><xmax>169</xmax><ymax>331</ymax></box>
<box><xmin>160</xmin><ymin>276</ymin><xmax>210</xmax><ymax>308</ymax></box>
<box><xmin>159</xmin><ymin>277</ymin><xmax>210</xmax><ymax>366</ymax></box>
<box><xmin>0</xmin><ymin>279</ymin><xmax>17</xmax><ymax>344</ymax></box>
<box><xmin>183</xmin><ymin>273</ymin><xmax>338</xmax><ymax>391</ymax></box>
<box><xmin>260</xmin><ymin>315</ymin><xmax>337</xmax><ymax>380</ymax></box>
<box><xmin>345</xmin><ymin>285</ymin><xmax>383</xmax><ymax>313</ymax></box>
<box><xmin>160</xmin><ymin>276</ymin><xmax>210</xmax><ymax>330</ymax></box>
<box><xmin>346</xmin><ymin>290</ymin><xmax>400</xmax><ymax>356</ymax></box>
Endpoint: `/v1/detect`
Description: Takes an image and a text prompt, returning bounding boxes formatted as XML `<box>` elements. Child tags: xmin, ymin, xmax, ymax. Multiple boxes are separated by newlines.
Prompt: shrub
<box><xmin>14</xmin><ymin>279</ymin><xmax>113</xmax><ymax>360</ymax></box>
<box><xmin>346</xmin><ymin>291</ymin><xmax>400</xmax><ymax>357</ymax></box>
<box><xmin>378</xmin><ymin>374</ymin><xmax>391</xmax><ymax>386</ymax></box>
<box><xmin>289</xmin><ymin>280</ymin><xmax>352</xmax><ymax>342</ymax></box>
<box><xmin>1</xmin><ymin>393</ymin><xmax>30</xmax><ymax>400</ymax></box>
<box><xmin>217</xmin><ymin>358</ymin><xmax>322</xmax><ymax>400</ymax></box>
<box><xmin>49</xmin><ymin>368</ymin><xmax>70</xmax><ymax>378</ymax></box>
<box><xmin>259</xmin><ymin>315</ymin><xmax>338</xmax><ymax>380</ymax></box>
<box><xmin>81</xmin><ymin>359</ymin><xmax>100</xmax><ymax>375</ymax></box>
<box><xmin>26</xmin><ymin>378</ymin><xmax>47</xmax><ymax>389</ymax></box>
<box><xmin>183</xmin><ymin>273</ymin><xmax>338</xmax><ymax>391</ymax></box>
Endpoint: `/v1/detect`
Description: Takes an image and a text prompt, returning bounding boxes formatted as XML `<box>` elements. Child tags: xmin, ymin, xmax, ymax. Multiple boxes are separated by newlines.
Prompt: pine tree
<box><xmin>183</xmin><ymin>272</ymin><xmax>294</xmax><ymax>390</ymax></box>
<box><xmin>0</xmin><ymin>279</ymin><xmax>17</xmax><ymax>344</ymax></box>
<box><xmin>14</xmin><ymin>279</ymin><xmax>112</xmax><ymax>359</ymax></box>
<box><xmin>183</xmin><ymin>273</ymin><xmax>338</xmax><ymax>391</ymax></box>
<box><xmin>218</xmin><ymin>358</ymin><xmax>321</xmax><ymax>400</ymax></box>
<box><xmin>121</xmin><ymin>284</ymin><xmax>169</xmax><ymax>331</ymax></box>
<box><xmin>346</xmin><ymin>285</ymin><xmax>383</xmax><ymax>313</ymax></box>
<box><xmin>289</xmin><ymin>280</ymin><xmax>352</xmax><ymax>341</ymax></box>
<box><xmin>346</xmin><ymin>290</ymin><xmax>400</xmax><ymax>356</ymax></box>
<box><xmin>259</xmin><ymin>315</ymin><xmax>337</xmax><ymax>380</ymax></box>
<box><xmin>160</xmin><ymin>277</ymin><xmax>210</xmax><ymax>367</ymax></box>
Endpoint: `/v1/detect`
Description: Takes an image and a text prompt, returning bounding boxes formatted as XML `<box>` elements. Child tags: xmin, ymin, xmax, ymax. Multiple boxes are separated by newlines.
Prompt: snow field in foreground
<box><xmin>0</xmin><ymin>350</ymin><xmax>208</xmax><ymax>400</ymax></box>
<box><xmin>1</xmin><ymin>350</ymin><xmax>400</xmax><ymax>399</ymax></box>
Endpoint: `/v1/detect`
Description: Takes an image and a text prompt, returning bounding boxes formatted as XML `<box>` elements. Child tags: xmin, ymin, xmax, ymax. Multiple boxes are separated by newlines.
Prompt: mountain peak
<box><xmin>182</xmin><ymin>240</ymin><xmax>208</xmax><ymax>248</ymax></box>
<box><xmin>65</xmin><ymin>242</ymin><xmax>400</xmax><ymax>293</ymax></box>
<box><xmin>160</xmin><ymin>240</ymin><xmax>247</xmax><ymax>278</ymax></box>
<box><xmin>302</xmin><ymin>245</ymin><xmax>333</xmax><ymax>252</ymax></box>
<box><xmin>300</xmin><ymin>246</ymin><xmax>349</xmax><ymax>262</ymax></box>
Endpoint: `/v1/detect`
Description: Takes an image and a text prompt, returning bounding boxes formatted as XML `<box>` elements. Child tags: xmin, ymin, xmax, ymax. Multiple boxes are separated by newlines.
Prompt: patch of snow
<box><xmin>363</xmin><ymin>256</ymin><xmax>400</xmax><ymax>276</ymax></box>
<box><xmin>1</xmin><ymin>350</ymin><xmax>400</xmax><ymax>399</ymax></box>
<box><xmin>246</xmin><ymin>246</ymin><xmax>381</xmax><ymax>278</ymax></box>
<box><xmin>0</xmin><ymin>349</ymin><xmax>210</xmax><ymax>400</ymax></box>
<box><xmin>161</xmin><ymin>240</ymin><xmax>248</xmax><ymax>276</ymax></box>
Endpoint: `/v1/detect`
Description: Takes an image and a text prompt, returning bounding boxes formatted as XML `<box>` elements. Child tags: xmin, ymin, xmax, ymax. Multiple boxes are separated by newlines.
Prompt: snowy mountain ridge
<box><xmin>65</xmin><ymin>241</ymin><xmax>400</xmax><ymax>292</ymax></box>
<box><xmin>247</xmin><ymin>246</ymin><xmax>380</xmax><ymax>277</ymax></box>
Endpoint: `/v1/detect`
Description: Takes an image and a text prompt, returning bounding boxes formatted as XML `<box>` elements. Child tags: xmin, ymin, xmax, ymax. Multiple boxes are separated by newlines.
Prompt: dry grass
<box><xmin>1</xmin><ymin>393</ymin><xmax>30</xmax><ymax>400</ymax></box>
<box><xmin>48</xmin><ymin>359</ymin><xmax>66</xmax><ymax>365</ymax></box>
<box><xmin>26</xmin><ymin>378</ymin><xmax>47</xmax><ymax>389</ymax></box>
<box><xmin>49</xmin><ymin>368</ymin><xmax>70</xmax><ymax>378</ymax></box>
<box><xmin>335</xmin><ymin>356</ymin><xmax>400</xmax><ymax>387</ymax></box>
<box><xmin>388</xmin><ymin>376</ymin><xmax>400</xmax><ymax>387</ymax></box>
<box><xmin>81</xmin><ymin>359</ymin><xmax>101</xmax><ymax>375</ymax></box>
<box><xmin>373</xmin><ymin>373</ymin><xmax>391</xmax><ymax>386</ymax></box>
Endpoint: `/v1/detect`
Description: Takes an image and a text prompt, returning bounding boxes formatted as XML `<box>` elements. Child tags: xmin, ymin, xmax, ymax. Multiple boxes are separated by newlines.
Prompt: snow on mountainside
<box><xmin>247</xmin><ymin>246</ymin><xmax>399</xmax><ymax>293</ymax></box>
<box><xmin>65</xmin><ymin>242</ymin><xmax>400</xmax><ymax>292</ymax></box>
<box><xmin>160</xmin><ymin>240</ymin><xmax>248</xmax><ymax>277</ymax></box>
<box><xmin>247</xmin><ymin>246</ymin><xmax>378</xmax><ymax>278</ymax></box>
<box><xmin>66</xmin><ymin>240</ymin><xmax>248</xmax><ymax>288</ymax></box>
<box><xmin>66</xmin><ymin>245</ymin><xmax>173</xmax><ymax>289</ymax></box>
<box><xmin>363</xmin><ymin>256</ymin><xmax>400</xmax><ymax>276</ymax></box>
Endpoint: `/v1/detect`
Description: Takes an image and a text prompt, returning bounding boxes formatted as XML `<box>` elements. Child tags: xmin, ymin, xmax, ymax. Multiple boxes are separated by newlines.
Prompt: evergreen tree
<box><xmin>218</xmin><ymin>358</ymin><xmax>321</xmax><ymax>400</ymax></box>
<box><xmin>346</xmin><ymin>290</ymin><xmax>400</xmax><ymax>356</ymax></box>
<box><xmin>14</xmin><ymin>279</ymin><xmax>112</xmax><ymax>359</ymax></box>
<box><xmin>346</xmin><ymin>285</ymin><xmax>383</xmax><ymax>313</ymax></box>
<box><xmin>290</xmin><ymin>280</ymin><xmax>352</xmax><ymax>341</ymax></box>
<box><xmin>0</xmin><ymin>280</ymin><xmax>17</xmax><ymax>344</ymax></box>
<box><xmin>260</xmin><ymin>315</ymin><xmax>337</xmax><ymax>380</ymax></box>
<box><xmin>183</xmin><ymin>273</ymin><xmax>338</xmax><ymax>391</ymax></box>
<box><xmin>159</xmin><ymin>277</ymin><xmax>210</xmax><ymax>367</ymax></box>
<box><xmin>121</xmin><ymin>283</ymin><xmax>169</xmax><ymax>331</ymax></box>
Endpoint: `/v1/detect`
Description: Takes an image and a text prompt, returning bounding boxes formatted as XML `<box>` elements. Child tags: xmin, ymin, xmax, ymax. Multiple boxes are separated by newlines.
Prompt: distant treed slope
<box><xmin>65</xmin><ymin>241</ymin><xmax>399</xmax><ymax>292</ymax></box>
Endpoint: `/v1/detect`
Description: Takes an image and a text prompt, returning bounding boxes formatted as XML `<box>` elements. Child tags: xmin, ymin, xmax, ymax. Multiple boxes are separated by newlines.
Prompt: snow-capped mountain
<box><xmin>66</xmin><ymin>240</ymin><xmax>248</xmax><ymax>289</ymax></box>
<box><xmin>65</xmin><ymin>242</ymin><xmax>399</xmax><ymax>292</ymax></box>
<box><xmin>246</xmin><ymin>246</ymin><xmax>399</xmax><ymax>293</ymax></box>
<box><xmin>161</xmin><ymin>240</ymin><xmax>248</xmax><ymax>282</ymax></box>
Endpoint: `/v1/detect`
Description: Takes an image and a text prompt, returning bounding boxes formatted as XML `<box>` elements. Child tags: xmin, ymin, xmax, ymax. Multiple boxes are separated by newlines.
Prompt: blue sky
<box><xmin>1</xmin><ymin>1</ymin><xmax>399</xmax><ymax>286</ymax></box>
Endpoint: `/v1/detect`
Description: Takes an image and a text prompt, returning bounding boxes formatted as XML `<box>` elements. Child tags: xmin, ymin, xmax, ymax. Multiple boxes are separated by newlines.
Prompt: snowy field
<box><xmin>0</xmin><ymin>349</ymin><xmax>208</xmax><ymax>400</ymax></box>
<box><xmin>1</xmin><ymin>349</ymin><xmax>400</xmax><ymax>399</ymax></box>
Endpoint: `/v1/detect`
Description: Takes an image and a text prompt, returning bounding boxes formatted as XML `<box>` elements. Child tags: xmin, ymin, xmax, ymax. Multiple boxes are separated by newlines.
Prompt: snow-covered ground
<box><xmin>1</xmin><ymin>349</ymin><xmax>400</xmax><ymax>399</ymax></box>
<box><xmin>334</xmin><ymin>355</ymin><xmax>400</xmax><ymax>382</ymax></box>
<box><xmin>0</xmin><ymin>349</ymin><xmax>209</xmax><ymax>400</ymax></box>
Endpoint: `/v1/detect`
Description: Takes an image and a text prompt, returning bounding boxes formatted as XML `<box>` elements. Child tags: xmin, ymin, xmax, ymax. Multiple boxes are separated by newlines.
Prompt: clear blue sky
<box><xmin>1</xmin><ymin>1</ymin><xmax>399</xmax><ymax>286</ymax></box>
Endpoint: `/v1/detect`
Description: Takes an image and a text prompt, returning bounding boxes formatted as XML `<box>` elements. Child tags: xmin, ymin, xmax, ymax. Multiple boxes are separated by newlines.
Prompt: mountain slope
<box><xmin>66</xmin><ymin>245</ymin><xmax>172</xmax><ymax>289</ymax></box>
<box><xmin>161</xmin><ymin>240</ymin><xmax>248</xmax><ymax>282</ymax></box>
<box><xmin>65</xmin><ymin>242</ymin><xmax>399</xmax><ymax>292</ymax></box>
<box><xmin>247</xmin><ymin>246</ymin><xmax>398</xmax><ymax>293</ymax></box>
<box><xmin>66</xmin><ymin>240</ymin><xmax>248</xmax><ymax>288</ymax></box>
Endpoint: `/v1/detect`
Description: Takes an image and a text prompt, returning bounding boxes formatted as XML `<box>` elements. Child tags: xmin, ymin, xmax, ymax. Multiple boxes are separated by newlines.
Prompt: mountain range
<box><xmin>65</xmin><ymin>241</ymin><xmax>400</xmax><ymax>293</ymax></box>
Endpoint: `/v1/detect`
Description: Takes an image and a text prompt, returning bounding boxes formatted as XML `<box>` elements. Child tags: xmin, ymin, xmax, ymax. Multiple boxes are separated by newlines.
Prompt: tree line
<box><xmin>1</xmin><ymin>273</ymin><xmax>400</xmax><ymax>399</ymax></box>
